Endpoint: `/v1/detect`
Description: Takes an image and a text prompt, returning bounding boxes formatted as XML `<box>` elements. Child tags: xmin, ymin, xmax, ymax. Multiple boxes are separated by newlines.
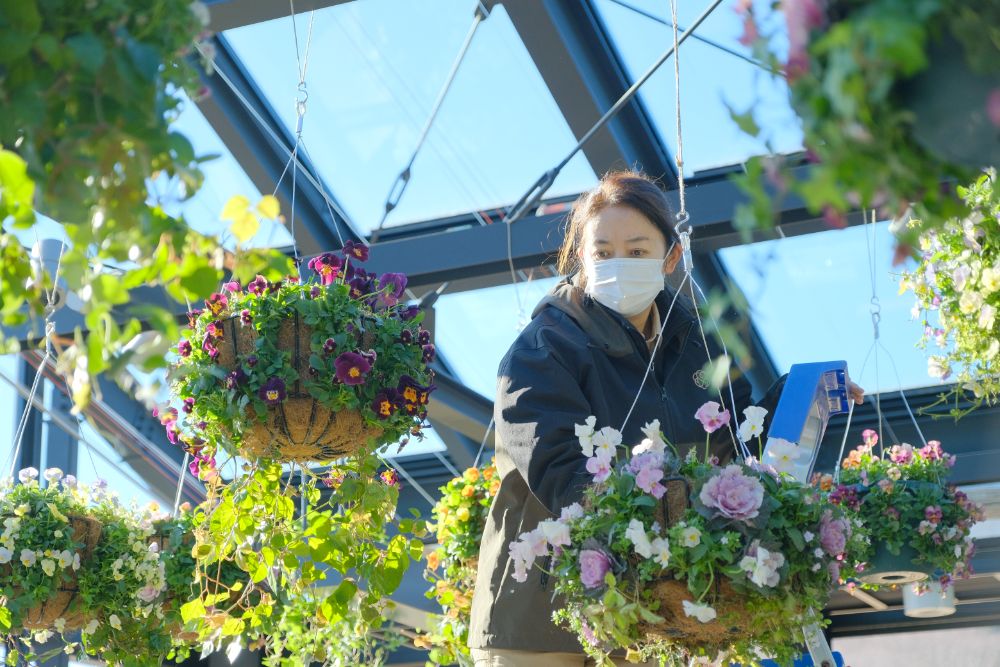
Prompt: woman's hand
<box><xmin>848</xmin><ymin>381</ymin><xmax>865</xmax><ymax>405</ymax></box>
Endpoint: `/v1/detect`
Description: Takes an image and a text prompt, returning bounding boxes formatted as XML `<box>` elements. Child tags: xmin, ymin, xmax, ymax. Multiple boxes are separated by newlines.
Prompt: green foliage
<box><xmin>901</xmin><ymin>170</ymin><xmax>1000</xmax><ymax>409</ymax></box>
<box><xmin>732</xmin><ymin>0</ymin><xmax>998</xmax><ymax>240</ymax></box>
<box><xmin>0</xmin><ymin>1</ymin><xmax>294</xmax><ymax>413</ymax></box>
<box><xmin>420</xmin><ymin>461</ymin><xmax>499</xmax><ymax>666</ymax></box>
<box><xmin>831</xmin><ymin>432</ymin><xmax>983</xmax><ymax>581</ymax></box>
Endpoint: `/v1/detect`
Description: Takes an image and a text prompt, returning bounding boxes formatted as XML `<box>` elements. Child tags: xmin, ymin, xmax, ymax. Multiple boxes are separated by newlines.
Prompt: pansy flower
<box><xmin>376</xmin><ymin>272</ymin><xmax>407</xmax><ymax>308</ymax></box>
<box><xmin>380</xmin><ymin>469</ymin><xmax>399</xmax><ymax>487</ymax></box>
<box><xmin>334</xmin><ymin>352</ymin><xmax>371</xmax><ymax>385</ymax></box>
<box><xmin>246</xmin><ymin>354</ymin><xmax>258</xmax><ymax>367</ymax></box>
<box><xmin>202</xmin><ymin>338</ymin><xmax>219</xmax><ymax>361</ymax></box>
<box><xmin>205</xmin><ymin>321</ymin><xmax>224</xmax><ymax>340</ymax></box>
<box><xmin>182</xmin><ymin>398</ymin><xmax>195</xmax><ymax>414</ymax></box>
<box><xmin>186</xmin><ymin>309</ymin><xmax>203</xmax><ymax>327</ymax></box>
<box><xmin>222</xmin><ymin>280</ymin><xmax>241</xmax><ymax>293</ymax></box>
<box><xmin>258</xmin><ymin>377</ymin><xmax>287</xmax><ymax>405</ymax></box>
<box><xmin>418</xmin><ymin>329</ymin><xmax>431</xmax><ymax>345</ymax></box>
<box><xmin>400</xmin><ymin>305</ymin><xmax>421</xmax><ymax>321</ymax></box>
<box><xmin>422</xmin><ymin>344</ymin><xmax>436</xmax><ymax>363</ymax></box>
<box><xmin>342</xmin><ymin>240</ymin><xmax>370</xmax><ymax>263</ymax></box>
<box><xmin>372</xmin><ymin>389</ymin><xmax>401</xmax><ymax>420</ymax></box>
<box><xmin>307</xmin><ymin>253</ymin><xmax>343</xmax><ymax>285</ymax></box>
<box><xmin>323</xmin><ymin>338</ymin><xmax>337</xmax><ymax>355</ymax></box>
<box><xmin>205</xmin><ymin>292</ymin><xmax>228</xmax><ymax>316</ymax></box>
<box><xmin>177</xmin><ymin>340</ymin><xmax>192</xmax><ymax>357</ymax></box>
<box><xmin>225</xmin><ymin>369</ymin><xmax>247</xmax><ymax>390</ymax></box>
<box><xmin>400</xmin><ymin>329</ymin><xmax>413</xmax><ymax>344</ymax></box>
<box><xmin>240</xmin><ymin>309</ymin><xmax>252</xmax><ymax>325</ymax></box>
<box><xmin>247</xmin><ymin>275</ymin><xmax>268</xmax><ymax>295</ymax></box>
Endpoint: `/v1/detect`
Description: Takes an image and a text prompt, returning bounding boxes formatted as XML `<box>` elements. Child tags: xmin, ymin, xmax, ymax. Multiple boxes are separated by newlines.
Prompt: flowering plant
<box><xmin>0</xmin><ymin>471</ymin><xmax>190</xmax><ymax>666</ymax></box>
<box><xmin>827</xmin><ymin>430</ymin><xmax>983</xmax><ymax>586</ymax></box>
<box><xmin>168</xmin><ymin>240</ymin><xmax>435</xmax><ymax>469</ymax></box>
<box><xmin>730</xmin><ymin>0</ymin><xmax>998</xmax><ymax>240</ymax></box>
<box><xmin>419</xmin><ymin>461</ymin><xmax>500</xmax><ymax>666</ymax></box>
<box><xmin>901</xmin><ymin>170</ymin><xmax>1000</xmax><ymax>409</ymax></box>
<box><xmin>510</xmin><ymin>407</ymin><xmax>864</xmax><ymax>666</ymax></box>
<box><xmin>0</xmin><ymin>468</ymin><xmax>92</xmax><ymax>632</ymax></box>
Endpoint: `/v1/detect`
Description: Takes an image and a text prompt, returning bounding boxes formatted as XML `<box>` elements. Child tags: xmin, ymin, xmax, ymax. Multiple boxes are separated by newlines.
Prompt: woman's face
<box><xmin>579</xmin><ymin>205</ymin><xmax>680</xmax><ymax>273</ymax></box>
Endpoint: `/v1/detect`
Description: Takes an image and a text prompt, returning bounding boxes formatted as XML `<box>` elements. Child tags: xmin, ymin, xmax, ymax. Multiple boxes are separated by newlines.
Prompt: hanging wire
<box><xmin>7</xmin><ymin>242</ymin><xmax>66</xmax><ymax>478</ymax></box>
<box><xmin>669</xmin><ymin>0</ymin><xmax>687</xmax><ymax>227</ymax></box>
<box><xmin>502</xmin><ymin>0</ymin><xmax>724</xmax><ymax>227</ymax></box>
<box><xmin>473</xmin><ymin>416</ymin><xmax>495</xmax><ymax>469</ymax></box>
<box><xmin>607</xmin><ymin>0</ymin><xmax>777</xmax><ymax>74</ymax></box>
<box><xmin>369</xmin><ymin>3</ymin><xmax>488</xmax><ymax>244</ymax></box>
<box><xmin>192</xmin><ymin>42</ymin><xmax>354</xmax><ymax>246</ymax></box>
<box><xmin>432</xmin><ymin>450</ymin><xmax>462</xmax><ymax>478</ymax></box>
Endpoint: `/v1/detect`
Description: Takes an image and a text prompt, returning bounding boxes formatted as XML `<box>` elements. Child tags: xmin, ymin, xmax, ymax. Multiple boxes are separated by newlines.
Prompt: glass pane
<box><xmin>593</xmin><ymin>0</ymin><xmax>802</xmax><ymax>176</ymax></box>
<box><xmin>435</xmin><ymin>276</ymin><xmax>563</xmax><ymax>398</ymax></box>
<box><xmin>74</xmin><ymin>421</ymin><xmax>165</xmax><ymax>507</ymax></box>
<box><xmin>225</xmin><ymin>0</ymin><xmax>597</xmax><ymax>233</ymax></box>
<box><xmin>718</xmin><ymin>222</ymin><xmax>934</xmax><ymax>394</ymax></box>
<box><xmin>154</xmin><ymin>90</ymin><xmax>295</xmax><ymax>249</ymax></box>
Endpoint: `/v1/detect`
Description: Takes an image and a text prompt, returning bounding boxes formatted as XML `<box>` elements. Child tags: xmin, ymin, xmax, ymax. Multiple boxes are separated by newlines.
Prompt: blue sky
<box><xmin>0</xmin><ymin>0</ymin><xmax>940</xmax><ymax>489</ymax></box>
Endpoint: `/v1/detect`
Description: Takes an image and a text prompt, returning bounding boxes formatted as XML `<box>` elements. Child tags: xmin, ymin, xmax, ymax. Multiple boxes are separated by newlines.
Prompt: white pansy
<box><xmin>636</xmin><ymin>420</ymin><xmax>667</xmax><ymax>454</ymax></box>
<box><xmin>53</xmin><ymin>618</ymin><xmax>66</xmax><ymax>633</ymax></box>
<box><xmin>0</xmin><ymin>547</ymin><xmax>11</xmax><ymax>564</ymax></box>
<box><xmin>109</xmin><ymin>614</ymin><xmax>122</xmax><ymax>630</ymax></box>
<box><xmin>682</xmin><ymin>600</ymin><xmax>717</xmax><ymax>623</ymax></box>
<box><xmin>979</xmin><ymin>304</ymin><xmax>997</xmax><ymax>330</ymax></box>
<box><xmin>72</xmin><ymin>552</ymin><xmax>81</xmax><ymax>570</ymax></box>
<box><xmin>537</xmin><ymin>519</ymin><xmax>571</xmax><ymax>548</ymax></box>
<box><xmin>41</xmin><ymin>559</ymin><xmax>56</xmax><ymax>577</ymax></box>
<box><xmin>982</xmin><ymin>266</ymin><xmax>1000</xmax><ymax>293</ymax></box>
<box><xmin>651</xmin><ymin>537</ymin><xmax>671</xmax><ymax>568</ymax></box>
<box><xmin>681</xmin><ymin>526</ymin><xmax>701</xmax><ymax>548</ymax></box>
<box><xmin>43</xmin><ymin>468</ymin><xmax>63</xmax><ymax>484</ymax></box>
<box><xmin>575</xmin><ymin>416</ymin><xmax>597</xmax><ymax>457</ymax></box>
<box><xmin>17</xmin><ymin>467</ymin><xmax>38</xmax><ymax>484</ymax></box>
<box><xmin>591</xmin><ymin>426</ymin><xmax>622</xmax><ymax>460</ymax></box>
<box><xmin>83</xmin><ymin>619</ymin><xmax>99</xmax><ymax>635</ymax></box>
<box><xmin>33</xmin><ymin>630</ymin><xmax>53</xmax><ymax>644</ymax></box>
<box><xmin>20</xmin><ymin>549</ymin><xmax>36</xmax><ymax>567</ymax></box>
<box><xmin>763</xmin><ymin>438</ymin><xmax>804</xmax><ymax>474</ymax></box>
<box><xmin>57</xmin><ymin>550</ymin><xmax>73</xmax><ymax>569</ymax></box>
<box><xmin>959</xmin><ymin>290</ymin><xmax>984</xmax><ymax>315</ymax></box>
<box><xmin>953</xmin><ymin>265</ymin><xmax>972</xmax><ymax>291</ymax></box>
<box><xmin>625</xmin><ymin>519</ymin><xmax>653</xmax><ymax>558</ymax></box>
<box><xmin>559</xmin><ymin>502</ymin><xmax>585</xmax><ymax>523</ymax></box>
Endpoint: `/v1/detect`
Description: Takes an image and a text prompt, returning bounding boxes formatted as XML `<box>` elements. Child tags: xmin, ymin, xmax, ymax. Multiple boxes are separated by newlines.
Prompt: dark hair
<box><xmin>556</xmin><ymin>170</ymin><xmax>679</xmax><ymax>276</ymax></box>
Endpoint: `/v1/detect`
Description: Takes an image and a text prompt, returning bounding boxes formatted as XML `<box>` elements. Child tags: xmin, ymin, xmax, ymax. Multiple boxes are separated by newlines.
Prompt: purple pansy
<box><xmin>246</xmin><ymin>354</ymin><xmax>258</xmax><ymax>367</ymax></box>
<box><xmin>376</xmin><ymin>272</ymin><xmax>407</xmax><ymax>308</ymax></box>
<box><xmin>225</xmin><ymin>369</ymin><xmax>247</xmax><ymax>390</ymax></box>
<box><xmin>422</xmin><ymin>344</ymin><xmax>436</xmax><ymax>363</ymax></box>
<box><xmin>342</xmin><ymin>240</ymin><xmax>370</xmax><ymax>263</ymax></box>
<box><xmin>240</xmin><ymin>309</ymin><xmax>252</xmax><ymax>325</ymax></box>
<box><xmin>372</xmin><ymin>389</ymin><xmax>401</xmax><ymax>420</ymax></box>
<box><xmin>323</xmin><ymin>338</ymin><xmax>337</xmax><ymax>355</ymax></box>
<box><xmin>205</xmin><ymin>292</ymin><xmax>228</xmax><ymax>316</ymax></box>
<box><xmin>334</xmin><ymin>352</ymin><xmax>371</xmax><ymax>385</ymax></box>
<box><xmin>400</xmin><ymin>329</ymin><xmax>413</xmax><ymax>344</ymax></box>
<box><xmin>258</xmin><ymin>377</ymin><xmax>287</xmax><ymax>405</ymax></box>
<box><xmin>202</xmin><ymin>338</ymin><xmax>219</xmax><ymax>361</ymax></box>
<box><xmin>247</xmin><ymin>275</ymin><xmax>268</xmax><ymax>295</ymax></box>
<box><xmin>400</xmin><ymin>305</ymin><xmax>421</xmax><ymax>321</ymax></box>
<box><xmin>178</xmin><ymin>340</ymin><xmax>192</xmax><ymax>357</ymax></box>
<box><xmin>307</xmin><ymin>253</ymin><xmax>343</xmax><ymax>285</ymax></box>
<box><xmin>417</xmin><ymin>329</ymin><xmax>431</xmax><ymax>346</ymax></box>
<box><xmin>182</xmin><ymin>398</ymin><xmax>195</xmax><ymax>414</ymax></box>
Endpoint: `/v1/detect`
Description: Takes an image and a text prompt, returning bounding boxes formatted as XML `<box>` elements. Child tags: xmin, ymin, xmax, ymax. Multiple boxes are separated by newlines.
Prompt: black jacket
<box><xmin>467</xmin><ymin>277</ymin><xmax>780</xmax><ymax>652</ymax></box>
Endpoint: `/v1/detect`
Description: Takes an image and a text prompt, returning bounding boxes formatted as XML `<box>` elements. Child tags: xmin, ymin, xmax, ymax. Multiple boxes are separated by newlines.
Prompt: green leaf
<box><xmin>0</xmin><ymin>605</ymin><xmax>10</xmax><ymax>631</ymax></box>
<box><xmin>180</xmin><ymin>599</ymin><xmax>206</xmax><ymax>623</ymax></box>
<box><xmin>788</xmin><ymin>527</ymin><xmax>805</xmax><ymax>551</ymax></box>
<box><xmin>332</xmin><ymin>579</ymin><xmax>357</xmax><ymax>606</ymax></box>
<box><xmin>0</xmin><ymin>149</ymin><xmax>36</xmax><ymax>227</ymax></box>
<box><xmin>66</xmin><ymin>32</ymin><xmax>105</xmax><ymax>73</ymax></box>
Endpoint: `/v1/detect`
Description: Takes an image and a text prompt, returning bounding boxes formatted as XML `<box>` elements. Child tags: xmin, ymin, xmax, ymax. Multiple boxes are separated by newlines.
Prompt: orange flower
<box><xmin>462</xmin><ymin>485</ymin><xmax>476</xmax><ymax>498</ymax></box>
<box><xmin>489</xmin><ymin>480</ymin><xmax>500</xmax><ymax>496</ymax></box>
<box><xmin>843</xmin><ymin>449</ymin><xmax>863</xmax><ymax>469</ymax></box>
<box><xmin>483</xmin><ymin>465</ymin><xmax>495</xmax><ymax>480</ymax></box>
<box><xmin>427</xmin><ymin>549</ymin><xmax>441</xmax><ymax>571</ymax></box>
<box><xmin>464</xmin><ymin>467</ymin><xmax>480</xmax><ymax>483</ymax></box>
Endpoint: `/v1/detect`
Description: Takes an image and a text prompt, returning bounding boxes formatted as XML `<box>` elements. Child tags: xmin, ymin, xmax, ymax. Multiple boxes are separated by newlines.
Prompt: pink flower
<box><xmin>586</xmin><ymin>456</ymin><xmax>612</xmax><ymax>483</ymax></box>
<box><xmin>819</xmin><ymin>509</ymin><xmax>851</xmax><ymax>556</ymax></box>
<box><xmin>783</xmin><ymin>0</ymin><xmax>827</xmax><ymax>82</ymax></box>
<box><xmin>579</xmin><ymin>549</ymin><xmax>611</xmax><ymax>589</ymax></box>
<box><xmin>988</xmin><ymin>89</ymin><xmax>1000</xmax><ymax>128</ymax></box>
<box><xmin>699</xmin><ymin>464</ymin><xmax>764</xmax><ymax>522</ymax></box>
<box><xmin>861</xmin><ymin>429</ymin><xmax>878</xmax><ymax>451</ymax></box>
<box><xmin>925</xmin><ymin>505</ymin><xmax>943</xmax><ymax>524</ymax></box>
<box><xmin>920</xmin><ymin>440</ymin><xmax>944</xmax><ymax>461</ymax></box>
<box><xmin>889</xmin><ymin>444</ymin><xmax>914</xmax><ymax>465</ymax></box>
<box><xmin>635</xmin><ymin>466</ymin><xmax>666</xmax><ymax>499</ymax></box>
<box><xmin>695</xmin><ymin>401</ymin><xmax>731</xmax><ymax>434</ymax></box>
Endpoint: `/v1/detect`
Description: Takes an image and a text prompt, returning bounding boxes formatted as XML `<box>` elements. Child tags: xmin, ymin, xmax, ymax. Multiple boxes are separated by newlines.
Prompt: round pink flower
<box><xmin>699</xmin><ymin>464</ymin><xmax>764</xmax><ymax>522</ymax></box>
<box><xmin>819</xmin><ymin>509</ymin><xmax>851</xmax><ymax>556</ymax></box>
<box><xmin>579</xmin><ymin>549</ymin><xmax>611</xmax><ymax>589</ymax></box>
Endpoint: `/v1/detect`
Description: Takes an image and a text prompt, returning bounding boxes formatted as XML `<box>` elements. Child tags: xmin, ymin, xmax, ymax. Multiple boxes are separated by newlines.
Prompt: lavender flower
<box><xmin>699</xmin><ymin>464</ymin><xmax>764</xmax><ymax>522</ymax></box>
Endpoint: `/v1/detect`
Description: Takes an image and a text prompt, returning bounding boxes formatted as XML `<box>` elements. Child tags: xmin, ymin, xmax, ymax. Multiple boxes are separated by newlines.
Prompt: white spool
<box><xmin>903</xmin><ymin>581</ymin><xmax>956</xmax><ymax>618</ymax></box>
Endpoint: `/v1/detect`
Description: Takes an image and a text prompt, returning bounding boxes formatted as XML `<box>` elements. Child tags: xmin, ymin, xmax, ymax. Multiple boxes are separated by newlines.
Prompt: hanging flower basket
<box><xmin>827</xmin><ymin>430</ymin><xmax>984</xmax><ymax>590</ymax></box>
<box><xmin>0</xmin><ymin>468</ymin><xmax>101</xmax><ymax>632</ymax></box>
<box><xmin>511</xmin><ymin>407</ymin><xmax>866</xmax><ymax>666</ymax></box>
<box><xmin>13</xmin><ymin>513</ymin><xmax>102</xmax><ymax>630</ymax></box>
<box><xmin>901</xmin><ymin>170</ymin><xmax>1000</xmax><ymax>408</ymax></box>
<box><xmin>731</xmin><ymin>0</ymin><xmax>999</xmax><ymax>239</ymax></box>
<box><xmin>167</xmin><ymin>242</ymin><xmax>436</xmax><ymax>467</ymax></box>
<box><xmin>420</xmin><ymin>460</ymin><xmax>500</xmax><ymax>666</ymax></box>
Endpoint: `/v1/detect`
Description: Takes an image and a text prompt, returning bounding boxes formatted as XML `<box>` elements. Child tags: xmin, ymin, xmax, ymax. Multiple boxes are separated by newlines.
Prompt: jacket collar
<box><xmin>532</xmin><ymin>275</ymin><xmax>695</xmax><ymax>358</ymax></box>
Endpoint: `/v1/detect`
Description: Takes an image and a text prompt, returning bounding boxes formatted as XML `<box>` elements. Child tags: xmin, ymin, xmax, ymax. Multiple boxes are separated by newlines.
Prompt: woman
<box><xmin>467</xmin><ymin>171</ymin><xmax>860</xmax><ymax>666</ymax></box>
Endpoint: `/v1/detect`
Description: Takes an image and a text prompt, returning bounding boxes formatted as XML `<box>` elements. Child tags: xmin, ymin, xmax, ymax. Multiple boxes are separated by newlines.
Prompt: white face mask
<box><xmin>584</xmin><ymin>257</ymin><xmax>666</xmax><ymax>317</ymax></box>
